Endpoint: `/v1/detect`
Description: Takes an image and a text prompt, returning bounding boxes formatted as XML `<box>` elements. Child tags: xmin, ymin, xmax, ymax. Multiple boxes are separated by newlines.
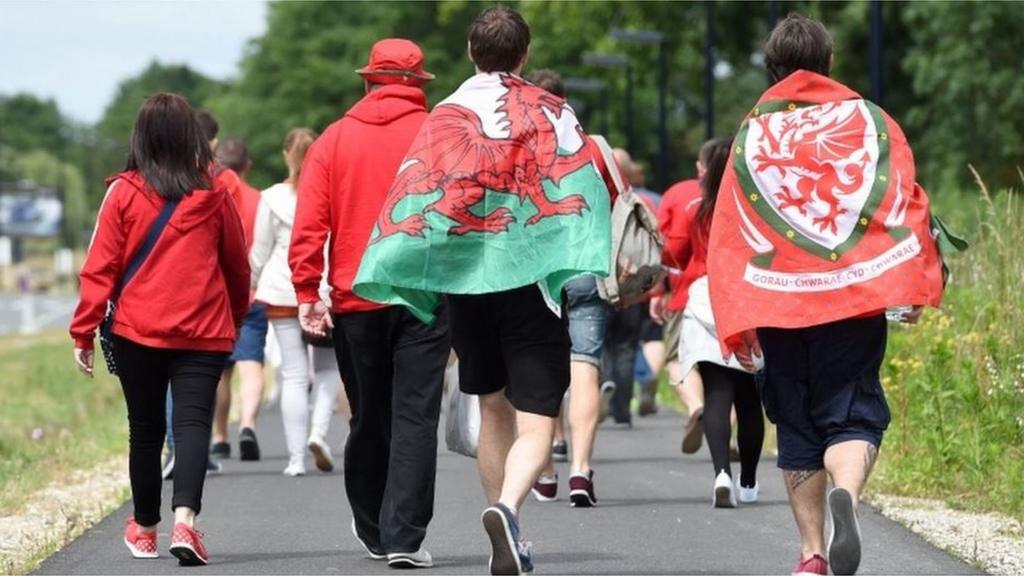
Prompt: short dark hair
<box><xmin>125</xmin><ymin>93</ymin><xmax>212</xmax><ymax>200</ymax></box>
<box><xmin>468</xmin><ymin>5</ymin><xmax>531</xmax><ymax>73</ymax></box>
<box><xmin>764</xmin><ymin>13</ymin><xmax>833</xmax><ymax>83</ymax></box>
<box><xmin>525</xmin><ymin>69</ymin><xmax>565</xmax><ymax>98</ymax></box>
<box><xmin>194</xmin><ymin>109</ymin><xmax>219</xmax><ymax>143</ymax></box>
<box><xmin>216</xmin><ymin>138</ymin><xmax>249</xmax><ymax>173</ymax></box>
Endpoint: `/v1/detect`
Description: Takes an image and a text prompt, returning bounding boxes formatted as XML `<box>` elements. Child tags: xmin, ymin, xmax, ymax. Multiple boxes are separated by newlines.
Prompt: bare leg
<box><xmin>567</xmin><ymin>362</ymin><xmax>599</xmax><ymax>476</ymax></box>
<box><xmin>498</xmin><ymin>410</ymin><xmax>557</xmax><ymax>512</ymax></box>
<box><xmin>642</xmin><ymin>341</ymin><xmax>665</xmax><ymax>377</ymax></box>
<box><xmin>477</xmin><ymin>391</ymin><xmax>516</xmax><ymax>503</ymax></box>
<box><xmin>212</xmin><ymin>369</ymin><xmax>232</xmax><ymax>443</ymax></box>
<box><xmin>671</xmin><ymin>361</ymin><xmax>705</xmax><ymax>414</ymax></box>
<box><xmin>824</xmin><ymin>440</ymin><xmax>878</xmax><ymax>507</ymax></box>
<box><xmin>783</xmin><ymin>469</ymin><xmax>828</xmax><ymax>559</ymax></box>
<box><xmin>553</xmin><ymin>405</ymin><xmax>565</xmax><ymax>444</ymax></box>
<box><xmin>236</xmin><ymin>360</ymin><xmax>264</xmax><ymax>430</ymax></box>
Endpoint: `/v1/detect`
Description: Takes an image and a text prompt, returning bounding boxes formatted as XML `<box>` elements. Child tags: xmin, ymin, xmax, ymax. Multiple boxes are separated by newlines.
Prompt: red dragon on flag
<box><xmin>707</xmin><ymin>71</ymin><xmax>945</xmax><ymax>351</ymax></box>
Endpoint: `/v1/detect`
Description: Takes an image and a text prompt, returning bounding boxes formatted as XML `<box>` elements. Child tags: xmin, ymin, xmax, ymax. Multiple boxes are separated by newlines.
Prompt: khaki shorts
<box><xmin>662</xmin><ymin>309</ymin><xmax>682</xmax><ymax>365</ymax></box>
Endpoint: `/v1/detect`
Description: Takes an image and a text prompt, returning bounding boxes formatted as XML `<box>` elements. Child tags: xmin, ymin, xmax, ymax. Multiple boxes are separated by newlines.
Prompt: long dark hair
<box><xmin>125</xmin><ymin>93</ymin><xmax>212</xmax><ymax>200</ymax></box>
<box><xmin>695</xmin><ymin>136</ymin><xmax>734</xmax><ymax>243</ymax></box>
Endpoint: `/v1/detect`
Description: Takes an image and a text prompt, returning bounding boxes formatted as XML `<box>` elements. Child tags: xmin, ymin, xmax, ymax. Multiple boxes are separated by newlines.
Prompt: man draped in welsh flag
<box><xmin>705</xmin><ymin>15</ymin><xmax>944</xmax><ymax>576</ymax></box>
<box><xmin>353</xmin><ymin>7</ymin><xmax>610</xmax><ymax>576</ymax></box>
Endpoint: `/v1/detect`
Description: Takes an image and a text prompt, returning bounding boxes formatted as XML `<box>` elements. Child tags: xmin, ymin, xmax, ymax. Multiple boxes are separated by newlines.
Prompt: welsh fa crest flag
<box><xmin>707</xmin><ymin>70</ymin><xmax>944</xmax><ymax>350</ymax></box>
<box><xmin>353</xmin><ymin>72</ymin><xmax>611</xmax><ymax>322</ymax></box>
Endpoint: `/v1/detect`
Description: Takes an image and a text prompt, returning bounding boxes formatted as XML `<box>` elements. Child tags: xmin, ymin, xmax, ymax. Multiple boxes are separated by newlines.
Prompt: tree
<box><xmin>7</xmin><ymin>149</ymin><xmax>89</xmax><ymax>247</ymax></box>
<box><xmin>0</xmin><ymin>94</ymin><xmax>68</xmax><ymax>157</ymax></box>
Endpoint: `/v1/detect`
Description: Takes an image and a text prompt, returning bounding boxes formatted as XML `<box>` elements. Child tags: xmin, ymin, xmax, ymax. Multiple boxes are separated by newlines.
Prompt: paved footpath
<box><xmin>38</xmin><ymin>409</ymin><xmax>978</xmax><ymax>575</ymax></box>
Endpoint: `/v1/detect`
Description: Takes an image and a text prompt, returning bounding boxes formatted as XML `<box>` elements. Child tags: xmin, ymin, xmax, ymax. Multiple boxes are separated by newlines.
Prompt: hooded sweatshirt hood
<box><xmin>345</xmin><ymin>84</ymin><xmax>428</xmax><ymax>126</ymax></box>
<box><xmin>107</xmin><ymin>170</ymin><xmax>229</xmax><ymax>233</ymax></box>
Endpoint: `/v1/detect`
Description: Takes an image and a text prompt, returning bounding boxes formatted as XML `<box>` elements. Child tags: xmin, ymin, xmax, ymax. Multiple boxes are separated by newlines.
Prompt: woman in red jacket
<box><xmin>70</xmin><ymin>93</ymin><xmax>250</xmax><ymax>566</ymax></box>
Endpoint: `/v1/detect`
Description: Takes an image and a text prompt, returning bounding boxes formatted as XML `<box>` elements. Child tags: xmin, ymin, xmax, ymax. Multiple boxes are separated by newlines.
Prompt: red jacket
<box><xmin>70</xmin><ymin>171</ymin><xmax>250</xmax><ymax>352</ymax></box>
<box><xmin>219</xmin><ymin>168</ymin><xmax>261</xmax><ymax>250</ymax></box>
<box><xmin>658</xmin><ymin>179</ymin><xmax>703</xmax><ymax>311</ymax></box>
<box><xmin>290</xmin><ymin>85</ymin><xmax>428</xmax><ymax>313</ymax></box>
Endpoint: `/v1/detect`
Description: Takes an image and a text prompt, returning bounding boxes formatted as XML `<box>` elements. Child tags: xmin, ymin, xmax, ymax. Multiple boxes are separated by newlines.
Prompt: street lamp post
<box><xmin>564</xmin><ymin>77</ymin><xmax>610</xmax><ymax>134</ymax></box>
<box><xmin>581</xmin><ymin>52</ymin><xmax>633</xmax><ymax>153</ymax></box>
<box><xmin>610</xmin><ymin>27</ymin><xmax>668</xmax><ymax>190</ymax></box>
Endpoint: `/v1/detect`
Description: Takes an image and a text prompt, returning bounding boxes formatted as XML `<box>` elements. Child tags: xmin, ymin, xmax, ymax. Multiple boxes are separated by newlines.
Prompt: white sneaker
<box><xmin>307</xmin><ymin>435</ymin><xmax>335</xmax><ymax>472</ymax></box>
<box><xmin>736</xmin><ymin>478</ymin><xmax>760</xmax><ymax>503</ymax></box>
<box><xmin>351</xmin><ymin>519</ymin><xmax>386</xmax><ymax>561</ymax></box>
<box><xmin>387</xmin><ymin>549</ymin><xmax>433</xmax><ymax>569</ymax></box>
<box><xmin>713</xmin><ymin>470</ymin><xmax>736</xmax><ymax>508</ymax></box>
<box><xmin>283</xmin><ymin>459</ymin><xmax>306</xmax><ymax>477</ymax></box>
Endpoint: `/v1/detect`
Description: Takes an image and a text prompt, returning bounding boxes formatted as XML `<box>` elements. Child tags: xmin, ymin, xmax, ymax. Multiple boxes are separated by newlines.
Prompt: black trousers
<box><xmin>602</xmin><ymin>303</ymin><xmax>645</xmax><ymax>423</ymax></box>
<box><xmin>114</xmin><ymin>336</ymin><xmax>226</xmax><ymax>526</ymax></box>
<box><xmin>333</xmin><ymin>305</ymin><xmax>450</xmax><ymax>554</ymax></box>
<box><xmin>699</xmin><ymin>362</ymin><xmax>765</xmax><ymax>487</ymax></box>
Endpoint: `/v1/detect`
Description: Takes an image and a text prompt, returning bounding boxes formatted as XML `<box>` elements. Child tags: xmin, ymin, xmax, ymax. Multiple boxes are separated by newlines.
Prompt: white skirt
<box><xmin>678</xmin><ymin>275</ymin><xmax>762</xmax><ymax>378</ymax></box>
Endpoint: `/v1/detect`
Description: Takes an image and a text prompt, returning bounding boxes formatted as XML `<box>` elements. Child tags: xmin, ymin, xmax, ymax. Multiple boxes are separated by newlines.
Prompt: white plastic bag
<box><xmin>443</xmin><ymin>360</ymin><xmax>480</xmax><ymax>458</ymax></box>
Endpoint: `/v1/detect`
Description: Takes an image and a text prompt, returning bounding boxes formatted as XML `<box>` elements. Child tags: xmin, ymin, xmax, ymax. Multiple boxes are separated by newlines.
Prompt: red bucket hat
<box><xmin>357</xmin><ymin>38</ymin><xmax>435</xmax><ymax>86</ymax></box>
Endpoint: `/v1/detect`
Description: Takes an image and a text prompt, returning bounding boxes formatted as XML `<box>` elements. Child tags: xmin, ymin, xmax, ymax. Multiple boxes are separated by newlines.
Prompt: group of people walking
<box><xmin>70</xmin><ymin>6</ymin><xmax>946</xmax><ymax>576</ymax></box>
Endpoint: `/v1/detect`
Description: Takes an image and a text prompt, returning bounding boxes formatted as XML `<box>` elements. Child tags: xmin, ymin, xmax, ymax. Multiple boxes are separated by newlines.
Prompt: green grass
<box><xmin>0</xmin><ymin>332</ymin><xmax>128</xmax><ymax>513</ymax></box>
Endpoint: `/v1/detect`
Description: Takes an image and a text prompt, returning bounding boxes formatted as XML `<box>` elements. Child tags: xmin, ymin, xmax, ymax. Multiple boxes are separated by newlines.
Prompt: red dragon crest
<box><xmin>373</xmin><ymin>74</ymin><xmax>594</xmax><ymax>240</ymax></box>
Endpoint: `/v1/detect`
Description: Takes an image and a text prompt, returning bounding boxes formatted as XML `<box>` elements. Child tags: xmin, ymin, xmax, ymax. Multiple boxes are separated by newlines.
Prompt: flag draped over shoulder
<box><xmin>353</xmin><ymin>72</ymin><xmax>611</xmax><ymax>322</ymax></box>
<box><xmin>707</xmin><ymin>70</ymin><xmax>944</xmax><ymax>350</ymax></box>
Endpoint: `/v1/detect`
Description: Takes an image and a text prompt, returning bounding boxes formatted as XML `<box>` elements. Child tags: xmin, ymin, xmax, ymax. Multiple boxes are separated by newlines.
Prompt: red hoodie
<box><xmin>218</xmin><ymin>167</ymin><xmax>261</xmax><ymax>249</ymax></box>
<box><xmin>290</xmin><ymin>84</ymin><xmax>428</xmax><ymax>313</ymax></box>
<box><xmin>658</xmin><ymin>179</ymin><xmax>703</xmax><ymax>312</ymax></box>
<box><xmin>70</xmin><ymin>171</ymin><xmax>250</xmax><ymax>352</ymax></box>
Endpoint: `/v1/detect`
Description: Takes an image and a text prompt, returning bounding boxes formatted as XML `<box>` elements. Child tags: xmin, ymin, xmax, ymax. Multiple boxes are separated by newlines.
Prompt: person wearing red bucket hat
<box><xmin>356</xmin><ymin>38</ymin><xmax>435</xmax><ymax>87</ymax></box>
<box><xmin>289</xmin><ymin>37</ymin><xmax>448</xmax><ymax>569</ymax></box>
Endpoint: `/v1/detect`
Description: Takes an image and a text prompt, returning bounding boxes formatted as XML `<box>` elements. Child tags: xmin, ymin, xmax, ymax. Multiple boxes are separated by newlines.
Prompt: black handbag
<box><xmin>99</xmin><ymin>198</ymin><xmax>180</xmax><ymax>374</ymax></box>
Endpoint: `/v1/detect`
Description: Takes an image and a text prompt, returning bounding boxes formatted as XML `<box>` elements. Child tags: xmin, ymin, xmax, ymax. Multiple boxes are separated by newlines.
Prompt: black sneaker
<box><xmin>551</xmin><ymin>440</ymin><xmax>568</xmax><ymax>463</ymax></box>
<box><xmin>206</xmin><ymin>457</ymin><xmax>222</xmax><ymax>475</ymax></box>
<box><xmin>481</xmin><ymin>503</ymin><xmax>532</xmax><ymax>575</ymax></box>
<box><xmin>210</xmin><ymin>441</ymin><xmax>231</xmax><ymax>460</ymax></box>
<box><xmin>238</xmin><ymin>427</ymin><xmax>260</xmax><ymax>461</ymax></box>
<box><xmin>827</xmin><ymin>488</ymin><xmax>862</xmax><ymax>575</ymax></box>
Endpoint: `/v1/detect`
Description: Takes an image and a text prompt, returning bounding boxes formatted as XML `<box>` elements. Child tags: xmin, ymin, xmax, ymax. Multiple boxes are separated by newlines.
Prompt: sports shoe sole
<box><xmin>239</xmin><ymin>437</ymin><xmax>260</xmax><ymax>461</ymax></box>
<box><xmin>531</xmin><ymin>487</ymin><xmax>558</xmax><ymax>502</ymax></box>
<box><xmin>569</xmin><ymin>489</ymin><xmax>596</xmax><ymax>508</ymax></box>
<box><xmin>682</xmin><ymin>409</ymin><xmax>704</xmax><ymax>454</ymax></box>
<box><xmin>351</xmin><ymin>519</ymin><xmax>386</xmax><ymax>561</ymax></box>
<box><xmin>169</xmin><ymin>542</ymin><xmax>208</xmax><ymax>566</ymax></box>
<box><xmin>552</xmin><ymin>452</ymin><xmax>568</xmax><ymax>462</ymax></box>
<box><xmin>713</xmin><ymin>485</ymin><xmax>736</xmax><ymax>508</ymax></box>
<box><xmin>124</xmin><ymin>538</ymin><xmax>158</xmax><ymax>559</ymax></box>
<box><xmin>481</xmin><ymin>507</ymin><xmax>521</xmax><ymax>575</ymax></box>
<box><xmin>387</xmin><ymin>554</ymin><xmax>433</xmax><ymax>569</ymax></box>
<box><xmin>828</xmin><ymin>488</ymin><xmax>861</xmax><ymax>575</ymax></box>
<box><xmin>308</xmin><ymin>440</ymin><xmax>335</xmax><ymax>472</ymax></box>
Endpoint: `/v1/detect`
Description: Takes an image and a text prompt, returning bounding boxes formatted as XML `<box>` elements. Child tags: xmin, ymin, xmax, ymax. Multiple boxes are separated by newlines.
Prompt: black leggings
<box><xmin>114</xmin><ymin>336</ymin><xmax>226</xmax><ymax>526</ymax></box>
<box><xmin>699</xmin><ymin>362</ymin><xmax>765</xmax><ymax>487</ymax></box>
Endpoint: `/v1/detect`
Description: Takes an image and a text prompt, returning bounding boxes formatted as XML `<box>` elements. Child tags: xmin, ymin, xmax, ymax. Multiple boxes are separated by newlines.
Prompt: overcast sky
<box><xmin>0</xmin><ymin>0</ymin><xmax>268</xmax><ymax>123</ymax></box>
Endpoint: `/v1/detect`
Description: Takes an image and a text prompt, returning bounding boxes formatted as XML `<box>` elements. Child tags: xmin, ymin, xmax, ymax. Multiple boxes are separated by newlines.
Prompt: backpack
<box><xmin>589</xmin><ymin>135</ymin><xmax>666</xmax><ymax>307</ymax></box>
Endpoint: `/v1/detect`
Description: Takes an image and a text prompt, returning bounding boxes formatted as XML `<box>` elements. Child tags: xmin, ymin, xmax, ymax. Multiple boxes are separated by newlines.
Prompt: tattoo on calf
<box><xmin>864</xmin><ymin>444</ymin><xmax>879</xmax><ymax>480</ymax></box>
<box><xmin>784</xmin><ymin>469</ymin><xmax>823</xmax><ymax>491</ymax></box>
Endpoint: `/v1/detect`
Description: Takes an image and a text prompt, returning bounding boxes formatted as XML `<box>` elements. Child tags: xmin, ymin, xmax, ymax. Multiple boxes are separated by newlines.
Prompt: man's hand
<box><xmin>298</xmin><ymin>301</ymin><xmax>334</xmax><ymax>337</ymax></box>
<box><xmin>733</xmin><ymin>330</ymin><xmax>762</xmax><ymax>372</ymax></box>
<box><xmin>74</xmin><ymin>348</ymin><xmax>94</xmax><ymax>377</ymax></box>
<box><xmin>649</xmin><ymin>296</ymin><xmax>665</xmax><ymax>325</ymax></box>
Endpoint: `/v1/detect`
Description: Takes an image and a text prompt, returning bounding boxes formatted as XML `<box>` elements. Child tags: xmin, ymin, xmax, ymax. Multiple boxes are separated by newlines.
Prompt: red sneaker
<box><xmin>569</xmin><ymin>470</ymin><xmax>597</xmax><ymax>508</ymax></box>
<box><xmin>792</xmin><ymin>554</ymin><xmax>828</xmax><ymax>576</ymax></box>
<box><xmin>123</xmin><ymin>517</ymin><xmax>158</xmax><ymax>559</ymax></box>
<box><xmin>531</xmin><ymin>473</ymin><xmax>558</xmax><ymax>502</ymax></box>
<box><xmin>169</xmin><ymin>522</ymin><xmax>209</xmax><ymax>566</ymax></box>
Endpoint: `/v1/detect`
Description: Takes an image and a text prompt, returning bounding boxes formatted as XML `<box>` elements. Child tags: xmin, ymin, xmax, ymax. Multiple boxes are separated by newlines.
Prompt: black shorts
<box><xmin>448</xmin><ymin>285</ymin><xmax>571</xmax><ymax>417</ymax></box>
<box><xmin>757</xmin><ymin>314</ymin><xmax>891</xmax><ymax>470</ymax></box>
<box><xmin>638</xmin><ymin>313</ymin><xmax>662</xmax><ymax>343</ymax></box>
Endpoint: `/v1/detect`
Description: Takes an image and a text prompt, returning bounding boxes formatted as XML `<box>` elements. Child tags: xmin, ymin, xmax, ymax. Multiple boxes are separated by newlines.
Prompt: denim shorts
<box><xmin>565</xmin><ymin>275</ymin><xmax>610</xmax><ymax>367</ymax></box>
<box><xmin>756</xmin><ymin>314</ymin><xmax>890</xmax><ymax>470</ymax></box>
<box><xmin>228</xmin><ymin>302</ymin><xmax>268</xmax><ymax>364</ymax></box>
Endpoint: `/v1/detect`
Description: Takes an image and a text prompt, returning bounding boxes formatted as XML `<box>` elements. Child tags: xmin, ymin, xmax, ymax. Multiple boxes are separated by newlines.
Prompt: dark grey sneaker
<box><xmin>481</xmin><ymin>503</ymin><xmax>533</xmax><ymax>575</ymax></box>
<box><xmin>161</xmin><ymin>453</ymin><xmax>175</xmax><ymax>481</ymax></box>
<box><xmin>597</xmin><ymin>381</ymin><xmax>615</xmax><ymax>424</ymax></box>
<box><xmin>827</xmin><ymin>488</ymin><xmax>862</xmax><ymax>575</ymax></box>
<box><xmin>210</xmin><ymin>441</ymin><xmax>231</xmax><ymax>460</ymax></box>
<box><xmin>551</xmin><ymin>440</ymin><xmax>568</xmax><ymax>463</ymax></box>
<box><xmin>238</xmin><ymin>427</ymin><xmax>260</xmax><ymax>461</ymax></box>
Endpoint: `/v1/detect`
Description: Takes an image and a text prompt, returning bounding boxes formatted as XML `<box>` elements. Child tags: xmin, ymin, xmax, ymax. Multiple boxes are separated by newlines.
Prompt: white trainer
<box><xmin>283</xmin><ymin>459</ymin><xmax>306</xmax><ymax>477</ymax></box>
<box><xmin>387</xmin><ymin>549</ymin><xmax>434</xmax><ymax>569</ymax></box>
<box><xmin>736</xmin><ymin>479</ymin><xmax>760</xmax><ymax>503</ymax></box>
<box><xmin>307</xmin><ymin>435</ymin><xmax>335</xmax><ymax>472</ymax></box>
<box><xmin>713</xmin><ymin>470</ymin><xmax>737</xmax><ymax>508</ymax></box>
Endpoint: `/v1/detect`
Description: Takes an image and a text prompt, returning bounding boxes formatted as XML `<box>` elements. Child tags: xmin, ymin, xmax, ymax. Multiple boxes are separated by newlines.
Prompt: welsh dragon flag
<box><xmin>707</xmin><ymin>70</ymin><xmax>944</xmax><ymax>350</ymax></box>
<box><xmin>353</xmin><ymin>72</ymin><xmax>611</xmax><ymax>322</ymax></box>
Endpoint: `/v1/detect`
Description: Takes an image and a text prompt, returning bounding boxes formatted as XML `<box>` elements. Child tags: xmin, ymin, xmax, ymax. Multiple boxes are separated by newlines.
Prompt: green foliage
<box><xmin>0</xmin><ymin>333</ymin><xmax>127</xmax><ymax>513</ymax></box>
<box><xmin>874</xmin><ymin>181</ymin><xmax>1024</xmax><ymax>520</ymax></box>
<box><xmin>0</xmin><ymin>94</ymin><xmax>68</xmax><ymax>160</ymax></box>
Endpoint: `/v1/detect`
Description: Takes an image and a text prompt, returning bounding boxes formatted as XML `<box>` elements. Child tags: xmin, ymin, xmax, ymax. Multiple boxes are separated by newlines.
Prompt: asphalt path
<box><xmin>0</xmin><ymin>293</ymin><xmax>76</xmax><ymax>335</ymax></box>
<box><xmin>37</xmin><ymin>407</ymin><xmax>978</xmax><ymax>575</ymax></box>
